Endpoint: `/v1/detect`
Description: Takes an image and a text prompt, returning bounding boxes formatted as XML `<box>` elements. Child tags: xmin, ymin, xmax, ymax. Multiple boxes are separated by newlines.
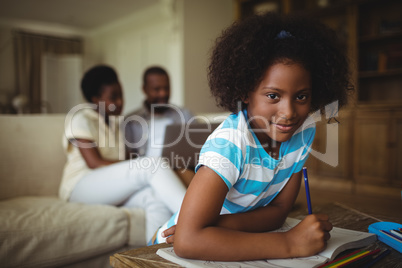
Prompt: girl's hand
<box><xmin>285</xmin><ymin>214</ymin><xmax>333</xmax><ymax>257</ymax></box>
<box><xmin>162</xmin><ymin>225</ymin><xmax>177</xmax><ymax>244</ymax></box>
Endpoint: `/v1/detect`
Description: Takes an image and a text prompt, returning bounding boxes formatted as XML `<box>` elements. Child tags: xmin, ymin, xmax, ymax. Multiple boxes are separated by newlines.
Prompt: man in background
<box><xmin>125</xmin><ymin>66</ymin><xmax>193</xmax><ymax>158</ymax></box>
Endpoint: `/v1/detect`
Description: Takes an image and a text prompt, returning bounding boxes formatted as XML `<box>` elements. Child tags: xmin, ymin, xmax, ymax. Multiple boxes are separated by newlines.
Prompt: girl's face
<box><xmin>244</xmin><ymin>61</ymin><xmax>312</xmax><ymax>148</ymax></box>
<box><xmin>92</xmin><ymin>82</ymin><xmax>124</xmax><ymax>116</ymax></box>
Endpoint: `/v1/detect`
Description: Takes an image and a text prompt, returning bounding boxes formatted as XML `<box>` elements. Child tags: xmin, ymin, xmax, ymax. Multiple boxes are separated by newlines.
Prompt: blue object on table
<box><xmin>368</xmin><ymin>222</ymin><xmax>402</xmax><ymax>253</ymax></box>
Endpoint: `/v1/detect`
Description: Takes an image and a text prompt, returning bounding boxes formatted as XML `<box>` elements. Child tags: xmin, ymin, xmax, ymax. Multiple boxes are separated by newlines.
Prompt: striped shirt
<box><xmin>197</xmin><ymin>109</ymin><xmax>315</xmax><ymax>214</ymax></box>
<box><xmin>151</xmin><ymin>109</ymin><xmax>315</xmax><ymax>244</ymax></box>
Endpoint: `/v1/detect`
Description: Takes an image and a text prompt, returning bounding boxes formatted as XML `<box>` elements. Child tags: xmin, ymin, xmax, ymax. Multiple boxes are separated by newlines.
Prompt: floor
<box><xmin>293</xmin><ymin>184</ymin><xmax>402</xmax><ymax>224</ymax></box>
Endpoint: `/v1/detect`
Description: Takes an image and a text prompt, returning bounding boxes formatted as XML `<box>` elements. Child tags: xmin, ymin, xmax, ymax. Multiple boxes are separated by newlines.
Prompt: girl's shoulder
<box><xmin>208</xmin><ymin>111</ymin><xmax>250</xmax><ymax>143</ymax></box>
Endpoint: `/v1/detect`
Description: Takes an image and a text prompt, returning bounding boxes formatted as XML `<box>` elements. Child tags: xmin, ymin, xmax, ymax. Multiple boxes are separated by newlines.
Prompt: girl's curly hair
<box><xmin>208</xmin><ymin>12</ymin><xmax>352</xmax><ymax>113</ymax></box>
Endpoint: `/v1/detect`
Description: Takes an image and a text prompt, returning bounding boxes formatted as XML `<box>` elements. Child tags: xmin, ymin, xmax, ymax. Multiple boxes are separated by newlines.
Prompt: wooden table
<box><xmin>110</xmin><ymin>202</ymin><xmax>402</xmax><ymax>268</ymax></box>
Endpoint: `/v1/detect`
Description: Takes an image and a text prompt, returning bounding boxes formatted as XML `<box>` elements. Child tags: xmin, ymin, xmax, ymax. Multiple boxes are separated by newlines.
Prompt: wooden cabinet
<box><xmin>395</xmin><ymin>111</ymin><xmax>402</xmax><ymax>185</ymax></box>
<box><xmin>354</xmin><ymin>108</ymin><xmax>392</xmax><ymax>184</ymax></box>
<box><xmin>358</xmin><ymin>0</ymin><xmax>402</xmax><ymax>104</ymax></box>
<box><xmin>306</xmin><ymin>105</ymin><xmax>402</xmax><ymax>192</ymax></box>
<box><xmin>306</xmin><ymin>109</ymin><xmax>353</xmax><ymax>180</ymax></box>
<box><xmin>354</xmin><ymin>106</ymin><xmax>402</xmax><ymax>187</ymax></box>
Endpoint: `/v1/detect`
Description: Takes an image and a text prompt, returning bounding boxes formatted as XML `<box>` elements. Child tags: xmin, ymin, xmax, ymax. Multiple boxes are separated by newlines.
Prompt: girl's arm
<box><xmin>164</xmin><ymin>170</ymin><xmax>306</xmax><ymax>240</ymax></box>
<box><xmin>215</xmin><ymin>170</ymin><xmax>302</xmax><ymax>233</ymax></box>
<box><xmin>76</xmin><ymin>138</ymin><xmax>119</xmax><ymax>169</ymax></box>
<box><xmin>173</xmin><ymin>166</ymin><xmax>332</xmax><ymax>261</ymax></box>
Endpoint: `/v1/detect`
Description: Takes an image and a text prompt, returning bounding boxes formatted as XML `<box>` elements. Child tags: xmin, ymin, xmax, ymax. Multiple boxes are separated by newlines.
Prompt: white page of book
<box><xmin>156</xmin><ymin>218</ymin><xmax>377</xmax><ymax>268</ymax></box>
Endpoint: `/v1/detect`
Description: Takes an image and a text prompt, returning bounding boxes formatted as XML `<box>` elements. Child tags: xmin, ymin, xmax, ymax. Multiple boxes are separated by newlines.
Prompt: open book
<box><xmin>156</xmin><ymin>218</ymin><xmax>377</xmax><ymax>268</ymax></box>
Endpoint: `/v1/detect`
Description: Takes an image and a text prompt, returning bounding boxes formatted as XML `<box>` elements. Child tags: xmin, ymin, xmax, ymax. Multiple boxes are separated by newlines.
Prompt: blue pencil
<box><xmin>302</xmin><ymin>167</ymin><xmax>312</xmax><ymax>214</ymax></box>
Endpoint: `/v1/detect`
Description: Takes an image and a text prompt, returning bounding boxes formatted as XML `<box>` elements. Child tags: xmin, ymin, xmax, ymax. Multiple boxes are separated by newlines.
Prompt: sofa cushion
<box><xmin>0</xmin><ymin>115</ymin><xmax>66</xmax><ymax>200</ymax></box>
<box><xmin>0</xmin><ymin>196</ymin><xmax>144</xmax><ymax>268</ymax></box>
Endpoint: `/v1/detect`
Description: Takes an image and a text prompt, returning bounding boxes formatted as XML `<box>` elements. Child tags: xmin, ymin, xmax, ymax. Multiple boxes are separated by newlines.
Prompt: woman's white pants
<box><xmin>69</xmin><ymin>157</ymin><xmax>186</xmax><ymax>241</ymax></box>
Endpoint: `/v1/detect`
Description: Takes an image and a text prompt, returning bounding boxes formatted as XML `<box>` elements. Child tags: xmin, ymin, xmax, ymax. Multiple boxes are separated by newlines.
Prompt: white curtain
<box><xmin>41</xmin><ymin>54</ymin><xmax>83</xmax><ymax>113</ymax></box>
<box><xmin>13</xmin><ymin>31</ymin><xmax>83</xmax><ymax>113</ymax></box>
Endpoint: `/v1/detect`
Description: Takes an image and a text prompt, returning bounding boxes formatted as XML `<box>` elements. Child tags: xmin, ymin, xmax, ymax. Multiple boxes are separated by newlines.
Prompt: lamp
<box><xmin>12</xmin><ymin>94</ymin><xmax>28</xmax><ymax>114</ymax></box>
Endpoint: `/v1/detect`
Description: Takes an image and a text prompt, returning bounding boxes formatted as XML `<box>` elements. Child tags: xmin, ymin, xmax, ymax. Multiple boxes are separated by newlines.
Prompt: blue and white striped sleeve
<box><xmin>195</xmin><ymin>128</ymin><xmax>244</xmax><ymax>190</ymax></box>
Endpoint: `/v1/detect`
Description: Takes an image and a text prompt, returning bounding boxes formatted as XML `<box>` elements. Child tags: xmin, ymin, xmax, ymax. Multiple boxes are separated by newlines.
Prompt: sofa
<box><xmin>0</xmin><ymin>114</ymin><xmax>146</xmax><ymax>268</ymax></box>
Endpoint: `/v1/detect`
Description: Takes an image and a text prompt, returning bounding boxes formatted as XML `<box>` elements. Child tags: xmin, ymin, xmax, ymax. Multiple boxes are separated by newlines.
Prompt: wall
<box><xmin>0</xmin><ymin>0</ymin><xmax>235</xmax><ymax>115</ymax></box>
<box><xmin>183</xmin><ymin>0</ymin><xmax>234</xmax><ymax>114</ymax></box>
<box><xmin>87</xmin><ymin>0</ymin><xmax>235</xmax><ymax>115</ymax></box>
<box><xmin>86</xmin><ymin>2</ymin><xmax>184</xmax><ymax>115</ymax></box>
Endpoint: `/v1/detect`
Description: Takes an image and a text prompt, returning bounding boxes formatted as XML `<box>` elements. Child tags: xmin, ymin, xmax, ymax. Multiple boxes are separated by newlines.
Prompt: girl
<box><xmin>59</xmin><ymin>65</ymin><xmax>187</xmax><ymax>242</ymax></box>
<box><xmin>153</xmin><ymin>12</ymin><xmax>352</xmax><ymax>261</ymax></box>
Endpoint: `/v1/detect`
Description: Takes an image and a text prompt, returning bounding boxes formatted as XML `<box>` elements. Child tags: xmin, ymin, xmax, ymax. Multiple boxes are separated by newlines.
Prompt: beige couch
<box><xmin>0</xmin><ymin>115</ymin><xmax>146</xmax><ymax>268</ymax></box>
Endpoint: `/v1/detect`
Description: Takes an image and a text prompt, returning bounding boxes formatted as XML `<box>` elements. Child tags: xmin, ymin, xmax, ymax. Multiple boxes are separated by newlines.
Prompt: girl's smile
<box><xmin>245</xmin><ymin>61</ymin><xmax>312</xmax><ymax>152</ymax></box>
<box><xmin>272</xmin><ymin>122</ymin><xmax>297</xmax><ymax>132</ymax></box>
